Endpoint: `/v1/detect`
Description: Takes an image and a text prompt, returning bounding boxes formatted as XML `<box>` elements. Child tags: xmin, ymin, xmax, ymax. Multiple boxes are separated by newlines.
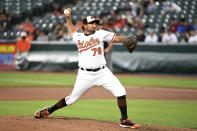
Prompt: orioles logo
<box><xmin>77</xmin><ymin>37</ymin><xmax>100</xmax><ymax>53</ymax></box>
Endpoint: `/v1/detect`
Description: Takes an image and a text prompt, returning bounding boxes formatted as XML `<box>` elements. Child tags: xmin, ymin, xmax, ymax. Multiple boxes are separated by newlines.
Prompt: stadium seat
<box><xmin>0</xmin><ymin>0</ymin><xmax>197</xmax><ymax>40</ymax></box>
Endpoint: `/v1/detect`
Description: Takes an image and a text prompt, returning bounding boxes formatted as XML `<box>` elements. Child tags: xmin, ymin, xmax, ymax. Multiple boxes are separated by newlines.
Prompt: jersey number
<box><xmin>91</xmin><ymin>47</ymin><xmax>102</xmax><ymax>56</ymax></box>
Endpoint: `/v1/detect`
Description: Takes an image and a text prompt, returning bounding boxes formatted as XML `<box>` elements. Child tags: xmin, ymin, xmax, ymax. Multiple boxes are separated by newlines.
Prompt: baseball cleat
<box><xmin>120</xmin><ymin>119</ymin><xmax>140</xmax><ymax>129</ymax></box>
<box><xmin>34</xmin><ymin>106</ymin><xmax>50</xmax><ymax>118</ymax></box>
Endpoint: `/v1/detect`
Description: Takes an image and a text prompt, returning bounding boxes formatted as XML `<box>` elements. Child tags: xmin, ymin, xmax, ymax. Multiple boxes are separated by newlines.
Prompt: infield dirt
<box><xmin>1</xmin><ymin>115</ymin><xmax>197</xmax><ymax>131</ymax></box>
<box><xmin>0</xmin><ymin>86</ymin><xmax>196</xmax><ymax>101</ymax></box>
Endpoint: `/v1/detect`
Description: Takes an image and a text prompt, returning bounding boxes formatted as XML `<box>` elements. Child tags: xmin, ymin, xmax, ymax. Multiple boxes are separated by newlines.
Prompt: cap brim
<box><xmin>85</xmin><ymin>19</ymin><xmax>100</xmax><ymax>24</ymax></box>
<box><xmin>91</xmin><ymin>19</ymin><xmax>99</xmax><ymax>24</ymax></box>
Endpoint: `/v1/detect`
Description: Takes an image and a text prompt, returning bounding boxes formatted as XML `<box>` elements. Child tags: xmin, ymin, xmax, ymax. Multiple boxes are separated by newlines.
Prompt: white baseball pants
<box><xmin>65</xmin><ymin>67</ymin><xmax>126</xmax><ymax>105</ymax></box>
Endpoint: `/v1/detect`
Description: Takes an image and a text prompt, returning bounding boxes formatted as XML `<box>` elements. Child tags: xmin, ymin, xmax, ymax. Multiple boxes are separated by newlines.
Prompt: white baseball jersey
<box><xmin>72</xmin><ymin>30</ymin><xmax>115</xmax><ymax>68</ymax></box>
<box><xmin>65</xmin><ymin>29</ymin><xmax>126</xmax><ymax>106</ymax></box>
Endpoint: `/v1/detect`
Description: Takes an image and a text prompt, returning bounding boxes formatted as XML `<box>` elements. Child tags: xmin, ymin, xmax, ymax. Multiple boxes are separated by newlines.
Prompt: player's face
<box><xmin>84</xmin><ymin>22</ymin><xmax>97</xmax><ymax>34</ymax></box>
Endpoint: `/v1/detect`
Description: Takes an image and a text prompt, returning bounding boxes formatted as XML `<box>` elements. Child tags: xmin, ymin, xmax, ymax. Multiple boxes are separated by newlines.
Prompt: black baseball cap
<box><xmin>82</xmin><ymin>16</ymin><xmax>100</xmax><ymax>24</ymax></box>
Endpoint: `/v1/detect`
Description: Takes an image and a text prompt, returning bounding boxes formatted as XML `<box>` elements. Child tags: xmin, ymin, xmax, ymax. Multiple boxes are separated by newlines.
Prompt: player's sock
<box><xmin>117</xmin><ymin>95</ymin><xmax>128</xmax><ymax>120</ymax></box>
<box><xmin>48</xmin><ymin>98</ymin><xmax>67</xmax><ymax>114</ymax></box>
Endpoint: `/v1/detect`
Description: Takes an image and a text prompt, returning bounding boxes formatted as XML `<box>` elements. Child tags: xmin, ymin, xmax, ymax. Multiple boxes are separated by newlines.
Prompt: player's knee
<box><xmin>117</xmin><ymin>95</ymin><xmax>126</xmax><ymax>99</ymax></box>
<box><xmin>65</xmin><ymin>96</ymin><xmax>79</xmax><ymax>105</ymax></box>
<box><xmin>114</xmin><ymin>88</ymin><xmax>126</xmax><ymax>97</ymax></box>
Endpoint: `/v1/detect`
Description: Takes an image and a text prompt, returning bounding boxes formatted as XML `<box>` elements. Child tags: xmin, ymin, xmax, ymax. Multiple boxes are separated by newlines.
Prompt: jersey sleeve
<box><xmin>72</xmin><ymin>32</ymin><xmax>80</xmax><ymax>44</ymax></box>
<box><xmin>99</xmin><ymin>30</ymin><xmax>115</xmax><ymax>43</ymax></box>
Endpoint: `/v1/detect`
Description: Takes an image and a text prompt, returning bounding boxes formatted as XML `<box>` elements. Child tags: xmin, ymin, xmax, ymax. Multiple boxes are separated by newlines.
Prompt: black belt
<box><xmin>80</xmin><ymin>66</ymin><xmax>105</xmax><ymax>72</ymax></box>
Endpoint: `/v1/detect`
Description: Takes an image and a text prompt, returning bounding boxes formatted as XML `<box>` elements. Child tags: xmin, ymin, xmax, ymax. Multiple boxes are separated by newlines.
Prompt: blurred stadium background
<box><xmin>0</xmin><ymin>0</ymin><xmax>197</xmax><ymax>74</ymax></box>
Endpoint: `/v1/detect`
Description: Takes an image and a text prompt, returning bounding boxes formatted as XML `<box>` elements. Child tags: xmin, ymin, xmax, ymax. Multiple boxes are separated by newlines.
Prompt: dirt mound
<box><xmin>1</xmin><ymin>116</ymin><xmax>196</xmax><ymax>131</ymax></box>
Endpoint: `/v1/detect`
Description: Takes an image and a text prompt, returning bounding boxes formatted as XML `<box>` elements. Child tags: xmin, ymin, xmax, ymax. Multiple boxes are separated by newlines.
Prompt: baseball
<box><xmin>64</xmin><ymin>9</ymin><xmax>70</xmax><ymax>15</ymax></box>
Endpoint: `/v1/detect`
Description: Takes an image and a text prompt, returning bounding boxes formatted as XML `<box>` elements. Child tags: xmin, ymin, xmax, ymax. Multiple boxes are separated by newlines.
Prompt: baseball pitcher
<box><xmin>34</xmin><ymin>8</ymin><xmax>139</xmax><ymax>129</ymax></box>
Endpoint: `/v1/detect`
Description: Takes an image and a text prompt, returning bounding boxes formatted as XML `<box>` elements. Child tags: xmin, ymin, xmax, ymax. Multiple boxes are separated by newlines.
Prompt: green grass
<box><xmin>0</xmin><ymin>72</ymin><xmax>197</xmax><ymax>88</ymax></box>
<box><xmin>0</xmin><ymin>99</ymin><xmax>197</xmax><ymax>129</ymax></box>
<box><xmin>118</xmin><ymin>76</ymin><xmax>197</xmax><ymax>88</ymax></box>
<box><xmin>0</xmin><ymin>72</ymin><xmax>76</xmax><ymax>87</ymax></box>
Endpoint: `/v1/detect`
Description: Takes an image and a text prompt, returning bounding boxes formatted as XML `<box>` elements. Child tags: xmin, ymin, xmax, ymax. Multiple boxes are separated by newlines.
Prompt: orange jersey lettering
<box><xmin>77</xmin><ymin>37</ymin><xmax>100</xmax><ymax>53</ymax></box>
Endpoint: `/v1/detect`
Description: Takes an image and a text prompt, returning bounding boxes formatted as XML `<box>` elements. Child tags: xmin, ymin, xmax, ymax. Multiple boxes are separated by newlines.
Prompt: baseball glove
<box><xmin>120</xmin><ymin>34</ymin><xmax>138</xmax><ymax>53</ymax></box>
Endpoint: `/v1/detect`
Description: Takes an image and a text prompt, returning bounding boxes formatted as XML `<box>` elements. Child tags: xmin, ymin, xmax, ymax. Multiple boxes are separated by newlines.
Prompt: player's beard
<box><xmin>85</xmin><ymin>27</ymin><xmax>96</xmax><ymax>35</ymax></box>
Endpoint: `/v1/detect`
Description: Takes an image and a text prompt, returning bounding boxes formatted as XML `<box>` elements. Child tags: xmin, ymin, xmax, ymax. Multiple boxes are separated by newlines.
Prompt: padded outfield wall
<box><xmin>1</xmin><ymin>40</ymin><xmax>197</xmax><ymax>74</ymax></box>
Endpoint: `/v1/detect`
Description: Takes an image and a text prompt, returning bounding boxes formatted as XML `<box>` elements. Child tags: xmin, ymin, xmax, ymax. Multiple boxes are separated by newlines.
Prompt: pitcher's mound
<box><xmin>0</xmin><ymin>116</ymin><xmax>196</xmax><ymax>131</ymax></box>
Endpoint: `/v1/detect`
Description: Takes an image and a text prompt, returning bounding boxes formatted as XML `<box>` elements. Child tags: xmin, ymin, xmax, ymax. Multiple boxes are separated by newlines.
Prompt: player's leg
<box><xmin>15</xmin><ymin>53</ymin><xmax>23</xmax><ymax>70</ymax></box>
<box><xmin>47</xmin><ymin>78</ymin><xmax>93</xmax><ymax>115</ymax></box>
<box><xmin>117</xmin><ymin>95</ymin><xmax>139</xmax><ymax>128</ymax></box>
<box><xmin>34</xmin><ymin>70</ymin><xmax>94</xmax><ymax>118</ymax></box>
<box><xmin>97</xmin><ymin>67</ymin><xmax>139</xmax><ymax>128</ymax></box>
